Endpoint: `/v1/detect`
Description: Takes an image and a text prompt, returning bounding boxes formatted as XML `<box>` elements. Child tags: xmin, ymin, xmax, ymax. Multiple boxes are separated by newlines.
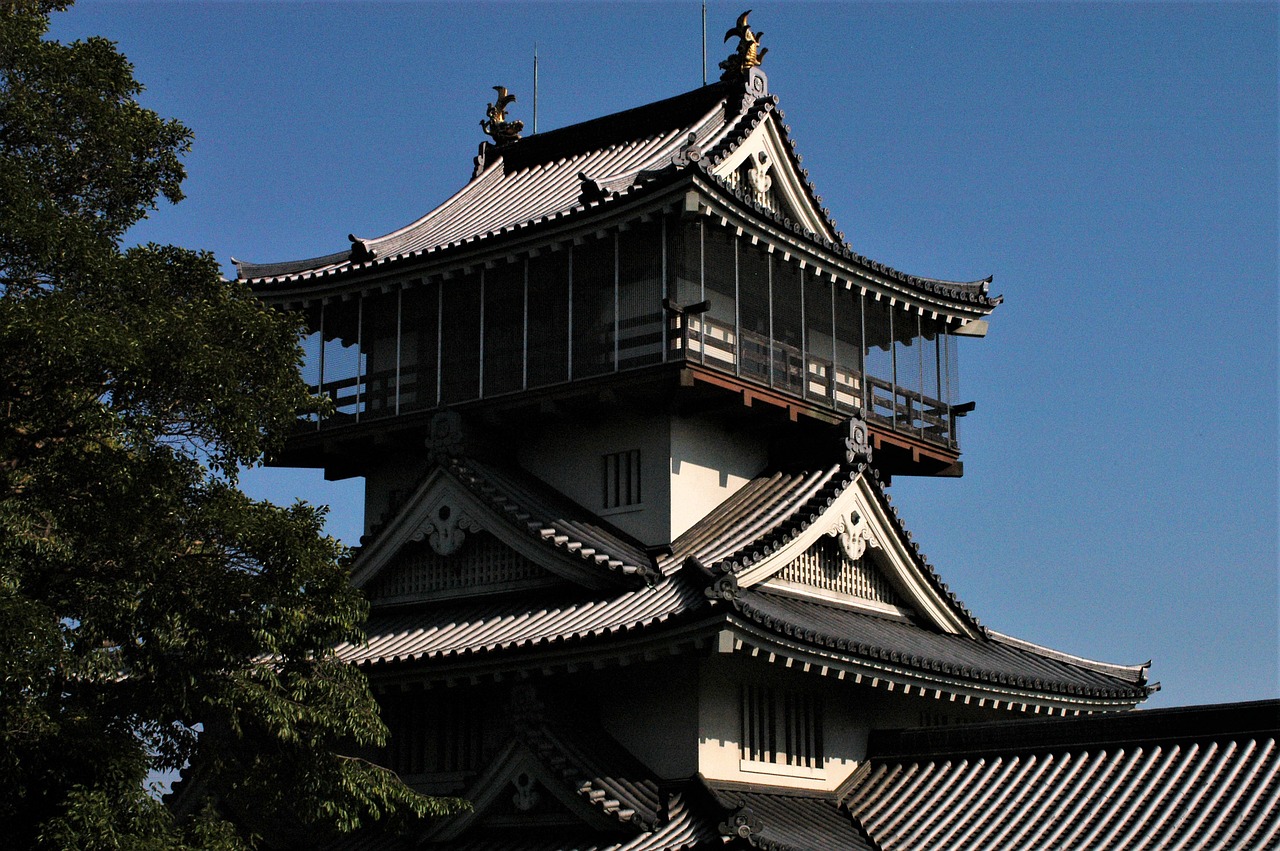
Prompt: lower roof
<box><xmin>844</xmin><ymin>699</ymin><xmax>1280</xmax><ymax>851</ymax></box>
<box><xmin>734</xmin><ymin>590</ymin><xmax>1145</xmax><ymax>700</ymax></box>
<box><xmin>323</xmin><ymin>701</ymin><xmax>1278</xmax><ymax>851</ymax></box>
<box><xmin>345</xmin><ymin>576</ymin><xmax>1150</xmax><ymax>709</ymax></box>
<box><xmin>346</xmin><ymin>447</ymin><xmax>1151</xmax><ymax>708</ymax></box>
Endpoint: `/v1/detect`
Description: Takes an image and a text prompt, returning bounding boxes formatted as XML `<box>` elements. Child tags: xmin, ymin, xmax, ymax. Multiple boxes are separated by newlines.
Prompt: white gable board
<box><xmin>711</xmin><ymin>114</ymin><xmax>836</xmax><ymax>242</ymax></box>
<box><xmin>736</xmin><ymin>472</ymin><xmax>976</xmax><ymax>637</ymax></box>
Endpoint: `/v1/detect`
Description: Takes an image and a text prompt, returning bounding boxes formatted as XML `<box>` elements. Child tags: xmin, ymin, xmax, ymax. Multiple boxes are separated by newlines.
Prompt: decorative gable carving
<box><xmin>352</xmin><ymin>462</ymin><xmax>643</xmax><ymax>597</ymax></box>
<box><xmin>769</xmin><ymin>535</ymin><xmax>910</xmax><ymax>615</ymax></box>
<box><xmin>369</xmin><ymin>531</ymin><xmax>558</xmax><ymax>605</ymax></box>
<box><xmin>735</xmin><ymin>472</ymin><xmax>973</xmax><ymax>634</ymax></box>
<box><xmin>711</xmin><ymin>114</ymin><xmax>835</xmax><ymax>242</ymax></box>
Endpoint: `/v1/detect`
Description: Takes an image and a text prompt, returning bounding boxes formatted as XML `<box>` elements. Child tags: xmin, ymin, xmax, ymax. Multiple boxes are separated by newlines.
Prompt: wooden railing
<box><xmin>672</xmin><ymin>313</ymin><xmax>959</xmax><ymax>449</ymax></box>
<box><xmin>300</xmin><ymin>311</ymin><xmax>959</xmax><ymax>452</ymax></box>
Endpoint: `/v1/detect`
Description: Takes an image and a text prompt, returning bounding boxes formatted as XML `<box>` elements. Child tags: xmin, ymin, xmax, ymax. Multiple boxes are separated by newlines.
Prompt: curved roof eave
<box><xmin>237</xmin><ymin>79</ymin><xmax>1003</xmax><ymax>319</ymax></box>
<box><xmin>723</xmin><ymin>597</ymin><xmax>1153</xmax><ymax>707</ymax></box>
<box><xmin>688</xmin><ymin>169</ymin><xmax>1001</xmax><ymax>314</ymax></box>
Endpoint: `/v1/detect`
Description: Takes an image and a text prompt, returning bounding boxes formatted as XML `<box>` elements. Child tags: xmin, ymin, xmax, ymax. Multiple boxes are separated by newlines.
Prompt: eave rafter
<box><xmin>716</xmin><ymin>623</ymin><xmax>1148</xmax><ymax>715</ymax></box>
<box><xmin>250</xmin><ymin>174</ymin><xmax>995</xmax><ymax>333</ymax></box>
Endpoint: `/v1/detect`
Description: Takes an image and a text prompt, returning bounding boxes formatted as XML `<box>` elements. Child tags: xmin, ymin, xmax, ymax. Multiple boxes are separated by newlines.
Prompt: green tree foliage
<box><xmin>0</xmin><ymin>4</ymin><xmax>464</xmax><ymax>846</ymax></box>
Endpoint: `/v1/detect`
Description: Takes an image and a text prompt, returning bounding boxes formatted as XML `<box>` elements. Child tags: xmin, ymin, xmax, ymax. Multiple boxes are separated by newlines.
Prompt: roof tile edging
<box><xmin>727</xmin><ymin>598</ymin><xmax>1147</xmax><ymax>701</ymax></box>
<box><xmin>697</xmin><ymin>91</ymin><xmax>998</xmax><ymax>306</ymax></box>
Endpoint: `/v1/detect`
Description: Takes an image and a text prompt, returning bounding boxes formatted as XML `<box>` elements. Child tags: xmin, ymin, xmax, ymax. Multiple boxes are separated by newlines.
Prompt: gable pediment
<box><xmin>351</xmin><ymin>460</ymin><xmax>654</xmax><ymax>602</ymax></box>
<box><xmin>366</xmin><ymin>530</ymin><xmax>564</xmax><ymax>605</ymax></box>
<box><xmin>711</xmin><ymin>114</ymin><xmax>836</xmax><ymax>241</ymax></box>
<box><xmin>734</xmin><ymin>471</ymin><xmax>978</xmax><ymax>637</ymax></box>
<box><xmin>763</xmin><ymin>533</ymin><xmax>914</xmax><ymax>619</ymax></box>
<box><xmin>425</xmin><ymin>738</ymin><xmax>635</xmax><ymax>842</ymax></box>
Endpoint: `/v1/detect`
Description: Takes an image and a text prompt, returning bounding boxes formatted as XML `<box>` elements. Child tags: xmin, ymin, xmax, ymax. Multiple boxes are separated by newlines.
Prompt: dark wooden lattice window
<box><xmin>527</xmin><ymin>251</ymin><xmax>570</xmax><ymax>388</ymax></box>
<box><xmin>741</xmin><ymin>685</ymin><xmax>823</xmax><ymax>770</ymax></box>
<box><xmin>602</xmin><ymin>449</ymin><xmax>641</xmax><ymax>509</ymax></box>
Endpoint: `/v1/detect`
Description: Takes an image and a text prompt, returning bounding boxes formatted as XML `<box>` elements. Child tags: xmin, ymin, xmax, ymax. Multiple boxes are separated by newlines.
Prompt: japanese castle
<box><xmin>230</xmin><ymin>14</ymin><xmax>1279</xmax><ymax>850</ymax></box>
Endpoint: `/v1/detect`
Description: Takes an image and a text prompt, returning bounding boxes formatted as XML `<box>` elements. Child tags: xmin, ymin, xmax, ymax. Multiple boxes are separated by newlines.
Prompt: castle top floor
<box><xmin>239</xmin><ymin>68</ymin><xmax>999</xmax><ymax>480</ymax></box>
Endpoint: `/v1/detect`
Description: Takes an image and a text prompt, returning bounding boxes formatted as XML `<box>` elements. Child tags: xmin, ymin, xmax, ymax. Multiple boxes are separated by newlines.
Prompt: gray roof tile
<box><xmin>337</xmin><ymin>578</ymin><xmax>707</xmax><ymax>667</ymax></box>
<box><xmin>845</xmin><ymin>700</ymin><xmax>1280</xmax><ymax>850</ymax></box>
<box><xmin>705</xmin><ymin>783</ymin><xmax>877</xmax><ymax>851</ymax></box>
<box><xmin>239</xmin><ymin>81</ymin><xmax>1000</xmax><ymax>312</ymax></box>
<box><xmin>734</xmin><ymin>590</ymin><xmax>1150</xmax><ymax>700</ymax></box>
<box><xmin>444</xmin><ymin>455</ymin><xmax>658</xmax><ymax>583</ymax></box>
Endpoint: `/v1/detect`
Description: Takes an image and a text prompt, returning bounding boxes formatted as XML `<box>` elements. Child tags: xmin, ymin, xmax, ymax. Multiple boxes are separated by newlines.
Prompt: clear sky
<box><xmin>49</xmin><ymin>1</ymin><xmax>1277</xmax><ymax>709</ymax></box>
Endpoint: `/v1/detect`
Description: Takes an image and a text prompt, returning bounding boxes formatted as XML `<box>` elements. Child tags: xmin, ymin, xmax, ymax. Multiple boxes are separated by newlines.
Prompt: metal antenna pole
<box><xmin>701</xmin><ymin>2</ymin><xmax>707</xmax><ymax>85</ymax></box>
<box><xmin>533</xmin><ymin>43</ymin><xmax>539</xmax><ymax>134</ymax></box>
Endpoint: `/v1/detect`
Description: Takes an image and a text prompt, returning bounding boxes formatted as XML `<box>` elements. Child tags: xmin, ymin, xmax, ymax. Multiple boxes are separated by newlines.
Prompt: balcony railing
<box><xmin>305</xmin><ymin>316</ymin><xmax>961</xmax><ymax>454</ymax></box>
<box><xmin>672</xmin><ymin>313</ymin><xmax>960</xmax><ymax>450</ymax></box>
<box><xmin>304</xmin><ymin>314</ymin><xmax>960</xmax><ymax>453</ymax></box>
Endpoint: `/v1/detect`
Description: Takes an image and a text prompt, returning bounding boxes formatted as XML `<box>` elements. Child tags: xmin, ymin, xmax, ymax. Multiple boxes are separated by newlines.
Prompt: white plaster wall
<box><xmin>696</xmin><ymin>655</ymin><xmax>864</xmax><ymax>791</ymax></box>
<box><xmin>669</xmin><ymin>414</ymin><xmax>768</xmax><ymax>541</ymax></box>
<box><xmin>697</xmin><ymin>654</ymin><xmax>959</xmax><ymax>792</ymax></box>
<box><xmin>518</xmin><ymin>414</ymin><xmax>672</xmax><ymax>546</ymax></box>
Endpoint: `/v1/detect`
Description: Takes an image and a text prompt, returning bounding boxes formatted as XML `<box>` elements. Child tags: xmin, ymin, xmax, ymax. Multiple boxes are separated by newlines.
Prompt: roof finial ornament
<box><xmin>841</xmin><ymin>412</ymin><xmax>873</xmax><ymax>466</ymax></box>
<box><xmin>719</xmin><ymin>10</ymin><xmax>767</xmax><ymax>81</ymax></box>
<box><xmin>481</xmin><ymin>85</ymin><xmax>524</xmax><ymax>146</ymax></box>
<box><xmin>348</xmin><ymin>234</ymin><xmax>376</xmax><ymax>263</ymax></box>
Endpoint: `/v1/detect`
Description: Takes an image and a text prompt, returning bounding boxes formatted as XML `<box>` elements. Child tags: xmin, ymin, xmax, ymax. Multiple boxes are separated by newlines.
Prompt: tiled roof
<box><xmin>444</xmin><ymin>455</ymin><xmax>658</xmax><ymax>583</ymax></box>
<box><xmin>845</xmin><ymin>700</ymin><xmax>1280</xmax><ymax>850</ymax></box>
<box><xmin>435</xmin><ymin>710</ymin><xmax>720</xmax><ymax>851</ymax></box>
<box><xmin>345</xmin><ymin>456</ymin><xmax>1147</xmax><ymax>704</ymax></box>
<box><xmin>524</xmin><ymin>719</ymin><xmax>665</xmax><ymax>830</ymax></box>
<box><xmin>439</xmin><ymin>792</ymin><xmax>716</xmax><ymax>851</ymax></box>
<box><xmin>665</xmin><ymin>464</ymin><xmax>853</xmax><ymax>573</ymax></box>
<box><xmin>336</xmin><ymin>576</ymin><xmax>707</xmax><ymax>667</ymax></box>
<box><xmin>700</xmin><ymin>164</ymin><xmax>999</xmax><ymax>307</ymax></box>
<box><xmin>328</xmin><ymin>718</ymin><xmax>719</xmax><ymax>851</ymax></box>
<box><xmin>340</xmin><ymin>578</ymin><xmax>1145</xmax><ymax>706</ymax></box>
<box><xmin>339</xmin><ymin>436</ymin><xmax>1150</xmax><ymax>706</ymax></box>
<box><xmin>734</xmin><ymin>590</ymin><xmax>1150</xmax><ymax>701</ymax></box>
<box><xmin>705</xmin><ymin>783</ymin><xmax>877</xmax><ymax>851</ymax></box>
<box><xmin>351</xmin><ymin>451</ymin><xmax>658</xmax><ymax>591</ymax></box>
<box><xmin>238</xmin><ymin>78</ymin><xmax>1000</xmax><ymax>312</ymax></box>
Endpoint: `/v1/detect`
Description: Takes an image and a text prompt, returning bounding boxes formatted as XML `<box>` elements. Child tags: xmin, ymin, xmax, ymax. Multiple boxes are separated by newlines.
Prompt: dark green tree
<box><xmin>0</xmin><ymin>3</ymin><xmax>462</xmax><ymax>847</ymax></box>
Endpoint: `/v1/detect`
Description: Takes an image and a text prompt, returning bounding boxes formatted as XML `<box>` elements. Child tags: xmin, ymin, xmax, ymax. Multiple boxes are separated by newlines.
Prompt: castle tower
<box><xmin>234</xmin><ymin>18</ymin><xmax>1165</xmax><ymax>848</ymax></box>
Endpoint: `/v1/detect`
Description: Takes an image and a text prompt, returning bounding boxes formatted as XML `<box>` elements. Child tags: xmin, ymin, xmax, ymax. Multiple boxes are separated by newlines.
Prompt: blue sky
<box><xmin>50</xmin><ymin>2</ymin><xmax>1277</xmax><ymax>709</ymax></box>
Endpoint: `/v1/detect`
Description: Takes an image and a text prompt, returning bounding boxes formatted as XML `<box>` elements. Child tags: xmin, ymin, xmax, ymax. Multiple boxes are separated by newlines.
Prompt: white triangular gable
<box><xmin>366</xmin><ymin>529</ymin><xmax>562</xmax><ymax>605</ymax></box>
<box><xmin>711</xmin><ymin>114</ymin><xmax>836</xmax><ymax>242</ymax></box>
<box><xmin>736</xmin><ymin>472</ymin><xmax>978</xmax><ymax>637</ymax></box>
<box><xmin>764</xmin><ymin>535</ymin><xmax>913</xmax><ymax>619</ymax></box>
<box><xmin>351</xmin><ymin>466</ymin><xmax>620</xmax><ymax>596</ymax></box>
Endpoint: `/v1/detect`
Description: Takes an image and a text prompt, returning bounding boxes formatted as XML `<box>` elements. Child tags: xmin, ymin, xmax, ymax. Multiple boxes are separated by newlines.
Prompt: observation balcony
<box><xmin>289</xmin><ymin>215</ymin><xmax>975</xmax><ymax>476</ymax></box>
